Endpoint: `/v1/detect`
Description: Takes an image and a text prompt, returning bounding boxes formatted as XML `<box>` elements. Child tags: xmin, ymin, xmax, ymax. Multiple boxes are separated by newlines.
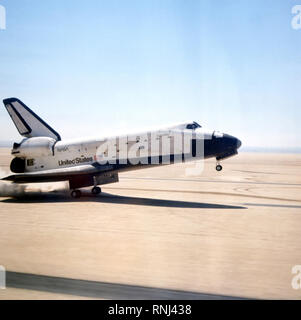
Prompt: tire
<box><xmin>92</xmin><ymin>187</ymin><xmax>101</xmax><ymax>195</ymax></box>
<box><xmin>216</xmin><ymin>164</ymin><xmax>223</xmax><ymax>172</ymax></box>
<box><xmin>71</xmin><ymin>190</ymin><xmax>81</xmax><ymax>198</ymax></box>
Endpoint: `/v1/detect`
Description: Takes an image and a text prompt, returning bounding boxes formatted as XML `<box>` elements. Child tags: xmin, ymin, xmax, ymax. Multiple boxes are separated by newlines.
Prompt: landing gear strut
<box><xmin>71</xmin><ymin>190</ymin><xmax>82</xmax><ymax>198</ymax></box>
<box><xmin>92</xmin><ymin>186</ymin><xmax>102</xmax><ymax>195</ymax></box>
<box><xmin>216</xmin><ymin>163</ymin><xmax>223</xmax><ymax>171</ymax></box>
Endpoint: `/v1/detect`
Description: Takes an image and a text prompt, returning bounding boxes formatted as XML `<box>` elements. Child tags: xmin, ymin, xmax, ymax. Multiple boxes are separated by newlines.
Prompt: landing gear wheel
<box><xmin>71</xmin><ymin>190</ymin><xmax>82</xmax><ymax>198</ymax></box>
<box><xmin>92</xmin><ymin>186</ymin><xmax>102</xmax><ymax>195</ymax></box>
<box><xmin>216</xmin><ymin>164</ymin><xmax>223</xmax><ymax>172</ymax></box>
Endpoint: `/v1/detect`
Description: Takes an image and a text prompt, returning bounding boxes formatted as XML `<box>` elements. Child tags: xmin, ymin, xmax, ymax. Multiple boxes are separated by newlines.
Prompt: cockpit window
<box><xmin>213</xmin><ymin>131</ymin><xmax>223</xmax><ymax>138</ymax></box>
<box><xmin>186</xmin><ymin>122</ymin><xmax>201</xmax><ymax>130</ymax></box>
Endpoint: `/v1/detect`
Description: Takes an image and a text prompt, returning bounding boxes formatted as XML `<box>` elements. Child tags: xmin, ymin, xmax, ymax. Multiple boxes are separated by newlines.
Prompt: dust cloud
<box><xmin>0</xmin><ymin>168</ymin><xmax>69</xmax><ymax>198</ymax></box>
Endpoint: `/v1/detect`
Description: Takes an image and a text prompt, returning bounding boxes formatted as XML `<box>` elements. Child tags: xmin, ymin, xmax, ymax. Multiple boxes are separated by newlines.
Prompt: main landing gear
<box><xmin>70</xmin><ymin>187</ymin><xmax>102</xmax><ymax>198</ymax></box>
<box><xmin>71</xmin><ymin>190</ymin><xmax>82</xmax><ymax>198</ymax></box>
<box><xmin>92</xmin><ymin>186</ymin><xmax>102</xmax><ymax>195</ymax></box>
<box><xmin>216</xmin><ymin>164</ymin><xmax>223</xmax><ymax>171</ymax></box>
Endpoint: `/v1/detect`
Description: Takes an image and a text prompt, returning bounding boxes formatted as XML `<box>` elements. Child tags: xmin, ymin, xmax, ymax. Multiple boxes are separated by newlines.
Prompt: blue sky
<box><xmin>0</xmin><ymin>0</ymin><xmax>300</xmax><ymax>149</ymax></box>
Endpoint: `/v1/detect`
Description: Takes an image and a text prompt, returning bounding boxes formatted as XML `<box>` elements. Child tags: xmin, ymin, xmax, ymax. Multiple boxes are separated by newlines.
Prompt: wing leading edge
<box><xmin>1</xmin><ymin>163</ymin><xmax>114</xmax><ymax>184</ymax></box>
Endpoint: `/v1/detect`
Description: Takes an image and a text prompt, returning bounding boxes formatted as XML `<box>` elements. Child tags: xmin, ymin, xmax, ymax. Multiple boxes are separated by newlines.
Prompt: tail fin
<box><xmin>3</xmin><ymin>98</ymin><xmax>61</xmax><ymax>141</ymax></box>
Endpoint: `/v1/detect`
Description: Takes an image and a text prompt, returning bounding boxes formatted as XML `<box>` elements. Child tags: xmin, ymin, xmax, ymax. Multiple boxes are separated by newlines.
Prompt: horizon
<box><xmin>0</xmin><ymin>139</ymin><xmax>300</xmax><ymax>154</ymax></box>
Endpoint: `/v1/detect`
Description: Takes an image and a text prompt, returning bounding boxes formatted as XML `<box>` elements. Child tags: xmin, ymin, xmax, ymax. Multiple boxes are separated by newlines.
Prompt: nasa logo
<box><xmin>57</xmin><ymin>146</ymin><xmax>69</xmax><ymax>152</ymax></box>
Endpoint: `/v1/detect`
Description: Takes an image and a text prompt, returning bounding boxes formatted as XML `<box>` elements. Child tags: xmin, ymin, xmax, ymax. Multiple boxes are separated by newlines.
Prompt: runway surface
<box><xmin>0</xmin><ymin>149</ymin><xmax>301</xmax><ymax>299</ymax></box>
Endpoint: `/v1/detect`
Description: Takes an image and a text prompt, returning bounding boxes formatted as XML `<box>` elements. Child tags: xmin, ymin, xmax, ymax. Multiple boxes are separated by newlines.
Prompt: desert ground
<box><xmin>0</xmin><ymin>148</ymin><xmax>301</xmax><ymax>299</ymax></box>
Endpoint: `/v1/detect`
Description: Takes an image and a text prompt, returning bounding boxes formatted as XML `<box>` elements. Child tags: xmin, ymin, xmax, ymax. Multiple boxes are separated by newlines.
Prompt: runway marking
<box><xmin>244</xmin><ymin>203</ymin><xmax>301</xmax><ymax>209</ymax></box>
<box><xmin>233</xmin><ymin>170</ymin><xmax>281</xmax><ymax>175</ymax></box>
<box><xmin>121</xmin><ymin>177</ymin><xmax>301</xmax><ymax>187</ymax></box>
<box><xmin>106</xmin><ymin>187</ymin><xmax>301</xmax><ymax>203</ymax></box>
<box><xmin>5</xmin><ymin>271</ymin><xmax>248</xmax><ymax>300</ymax></box>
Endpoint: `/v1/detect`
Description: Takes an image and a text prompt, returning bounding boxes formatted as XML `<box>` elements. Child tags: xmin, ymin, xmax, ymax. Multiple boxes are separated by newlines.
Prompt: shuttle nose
<box><xmin>214</xmin><ymin>133</ymin><xmax>241</xmax><ymax>161</ymax></box>
<box><xmin>223</xmin><ymin>134</ymin><xmax>242</xmax><ymax>150</ymax></box>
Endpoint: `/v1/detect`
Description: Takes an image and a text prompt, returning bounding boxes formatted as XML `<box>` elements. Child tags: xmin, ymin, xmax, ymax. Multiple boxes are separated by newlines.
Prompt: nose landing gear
<box><xmin>216</xmin><ymin>163</ymin><xmax>223</xmax><ymax>171</ymax></box>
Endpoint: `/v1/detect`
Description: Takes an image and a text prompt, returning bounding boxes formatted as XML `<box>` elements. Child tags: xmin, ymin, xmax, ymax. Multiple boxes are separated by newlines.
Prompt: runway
<box><xmin>0</xmin><ymin>149</ymin><xmax>301</xmax><ymax>299</ymax></box>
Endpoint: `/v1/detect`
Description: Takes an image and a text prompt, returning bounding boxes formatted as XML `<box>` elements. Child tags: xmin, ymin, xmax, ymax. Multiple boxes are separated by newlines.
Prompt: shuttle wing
<box><xmin>1</xmin><ymin>163</ymin><xmax>114</xmax><ymax>184</ymax></box>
